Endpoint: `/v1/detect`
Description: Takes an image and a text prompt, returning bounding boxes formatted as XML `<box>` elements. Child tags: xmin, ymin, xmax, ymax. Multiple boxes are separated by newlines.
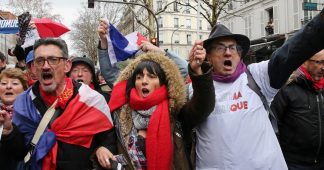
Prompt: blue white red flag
<box><xmin>13</xmin><ymin>82</ymin><xmax>113</xmax><ymax>170</ymax></box>
<box><xmin>106</xmin><ymin>22</ymin><xmax>147</xmax><ymax>64</ymax></box>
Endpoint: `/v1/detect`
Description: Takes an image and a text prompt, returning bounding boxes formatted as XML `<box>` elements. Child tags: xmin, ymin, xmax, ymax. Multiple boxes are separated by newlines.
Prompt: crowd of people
<box><xmin>0</xmin><ymin>7</ymin><xmax>323</xmax><ymax>170</ymax></box>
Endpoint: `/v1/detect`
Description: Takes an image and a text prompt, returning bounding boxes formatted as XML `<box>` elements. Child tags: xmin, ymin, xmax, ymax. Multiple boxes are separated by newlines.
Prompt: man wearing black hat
<box><xmin>184</xmin><ymin>8</ymin><xmax>324</xmax><ymax>170</ymax></box>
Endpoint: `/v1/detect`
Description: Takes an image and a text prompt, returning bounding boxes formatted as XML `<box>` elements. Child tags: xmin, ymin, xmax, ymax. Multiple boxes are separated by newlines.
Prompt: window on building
<box><xmin>174</xmin><ymin>2</ymin><xmax>179</xmax><ymax>12</ymax></box>
<box><xmin>158</xmin><ymin>16</ymin><xmax>163</xmax><ymax>28</ymax></box>
<box><xmin>187</xmin><ymin>34</ymin><xmax>192</xmax><ymax>45</ymax></box>
<box><xmin>228</xmin><ymin>2</ymin><xmax>233</xmax><ymax>10</ymax></box>
<box><xmin>293</xmin><ymin>1</ymin><xmax>299</xmax><ymax>28</ymax></box>
<box><xmin>185</xmin><ymin>2</ymin><xmax>190</xmax><ymax>13</ymax></box>
<box><xmin>159</xmin><ymin>33</ymin><xmax>163</xmax><ymax>44</ymax></box>
<box><xmin>157</xmin><ymin>0</ymin><xmax>163</xmax><ymax>11</ymax></box>
<box><xmin>174</xmin><ymin>18</ymin><xmax>179</xmax><ymax>28</ymax></box>
<box><xmin>265</xmin><ymin>8</ymin><xmax>274</xmax><ymax>35</ymax></box>
<box><xmin>174</xmin><ymin>33</ymin><xmax>179</xmax><ymax>44</ymax></box>
<box><xmin>198</xmin><ymin>20</ymin><xmax>202</xmax><ymax>29</ymax></box>
<box><xmin>186</xmin><ymin>19</ymin><xmax>191</xmax><ymax>29</ymax></box>
<box><xmin>244</xmin><ymin>15</ymin><xmax>252</xmax><ymax>37</ymax></box>
<box><xmin>199</xmin><ymin>34</ymin><xmax>203</xmax><ymax>40</ymax></box>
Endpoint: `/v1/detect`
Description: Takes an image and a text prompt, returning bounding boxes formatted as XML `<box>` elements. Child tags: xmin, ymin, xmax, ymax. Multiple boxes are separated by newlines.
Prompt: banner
<box><xmin>0</xmin><ymin>20</ymin><xmax>19</xmax><ymax>34</ymax></box>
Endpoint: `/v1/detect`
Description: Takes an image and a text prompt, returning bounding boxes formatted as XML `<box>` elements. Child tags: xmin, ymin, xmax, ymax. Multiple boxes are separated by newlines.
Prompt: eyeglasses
<box><xmin>308</xmin><ymin>59</ymin><xmax>324</xmax><ymax>65</ymax></box>
<box><xmin>209</xmin><ymin>44</ymin><xmax>242</xmax><ymax>55</ymax></box>
<box><xmin>34</xmin><ymin>56</ymin><xmax>67</xmax><ymax>67</ymax></box>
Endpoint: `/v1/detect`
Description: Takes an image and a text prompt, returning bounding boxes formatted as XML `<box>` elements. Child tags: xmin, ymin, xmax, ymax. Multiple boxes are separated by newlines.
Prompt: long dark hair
<box><xmin>126</xmin><ymin>60</ymin><xmax>167</xmax><ymax>98</ymax></box>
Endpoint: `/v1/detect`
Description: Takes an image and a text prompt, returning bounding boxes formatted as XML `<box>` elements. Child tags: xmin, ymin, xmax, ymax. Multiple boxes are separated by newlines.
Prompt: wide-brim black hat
<box><xmin>203</xmin><ymin>24</ymin><xmax>250</xmax><ymax>58</ymax></box>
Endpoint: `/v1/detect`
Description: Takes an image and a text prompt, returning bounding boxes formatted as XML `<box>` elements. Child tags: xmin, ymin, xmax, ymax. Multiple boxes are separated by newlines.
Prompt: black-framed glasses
<box><xmin>308</xmin><ymin>59</ymin><xmax>324</xmax><ymax>65</ymax></box>
<box><xmin>209</xmin><ymin>44</ymin><xmax>242</xmax><ymax>55</ymax></box>
<box><xmin>34</xmin><ymin>56</ymin><xmax>67</xmax><ymax>67</ymax></box>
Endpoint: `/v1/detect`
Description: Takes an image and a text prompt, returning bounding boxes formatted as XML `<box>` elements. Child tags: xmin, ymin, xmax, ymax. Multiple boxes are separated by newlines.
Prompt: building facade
<box><xmin>117</xmin><ymin>0</ymin><xmax>211</xmax><ymax>59</ymax></box>
<box><xmin>0</xmin><ymin>10</ymin><xmax>17</xmax><ymax>64</ymax></box>
<box><xmin>219</xmin><ymin>0</ymin><xmax>323</xmax><ymax>63</ymax></box>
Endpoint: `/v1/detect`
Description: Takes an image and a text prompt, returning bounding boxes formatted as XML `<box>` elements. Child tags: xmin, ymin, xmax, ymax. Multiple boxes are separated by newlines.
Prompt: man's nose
<box><xmin>77</xmin><ymin>70</ymin><xmax>83</xmax><ymax>76</ymax></box>
<box><xmin>42</xmin><ymin>60</ymin><xmax>51</xmax><ymax>69</ymax></box>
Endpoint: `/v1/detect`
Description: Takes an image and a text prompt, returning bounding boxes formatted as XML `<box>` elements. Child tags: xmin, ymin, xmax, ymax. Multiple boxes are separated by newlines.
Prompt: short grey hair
<box><xmin>33</xmin><ymin>38</ymin><xmax>69</xmax><ymax>58</ymax></box>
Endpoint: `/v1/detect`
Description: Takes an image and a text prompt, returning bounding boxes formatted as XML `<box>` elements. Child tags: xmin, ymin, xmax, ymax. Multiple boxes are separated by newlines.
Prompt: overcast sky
<box><xmin>2</xmin><ymin>0</ymin><xmax>86</xmax><ymax>55</ymax></box>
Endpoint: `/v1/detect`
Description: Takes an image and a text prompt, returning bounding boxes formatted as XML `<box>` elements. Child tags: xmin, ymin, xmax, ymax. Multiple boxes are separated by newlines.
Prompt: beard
<box><xmin>40</xmin><ymin>82</ymin><xmax>57</xmax><ymax>93</ymax></box>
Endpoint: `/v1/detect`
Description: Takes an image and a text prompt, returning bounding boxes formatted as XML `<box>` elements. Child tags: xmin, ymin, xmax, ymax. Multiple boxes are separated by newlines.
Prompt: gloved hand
<box><xmin>13</xmin><ymin>44</ymin><xmax>25</xmax><ymax>61</ymax></box>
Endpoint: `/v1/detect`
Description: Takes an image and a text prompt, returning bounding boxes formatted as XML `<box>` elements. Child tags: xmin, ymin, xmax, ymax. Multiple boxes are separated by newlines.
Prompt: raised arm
<box><xmin>178</xmin><ymin>40</ymin><xmax>215</xmax><ymax>136</ymax></box>
<box><xmin>268</xmin><ymin>8</ymin><xmax>324</xmax><ymax>89</ymax></box>
<box><xmin>97</xmin><ymin>19</ymin><xmax>120</xmax><ymax>86</ymax></box>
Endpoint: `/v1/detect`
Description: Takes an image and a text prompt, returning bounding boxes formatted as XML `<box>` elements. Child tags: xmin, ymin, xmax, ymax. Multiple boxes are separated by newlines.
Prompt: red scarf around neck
<box><xmin>40</xmin><ymin>78</ymin><xmax>74</xmax><ymax>109</ymax></box>
<box><xmin>300</xmin><ymin>66</ymin><xmax>324</xmax><ymax>90</ymax></box>
<box><xmin>109</xmin><ymin>81</ymin><xmax>172</xmax><ymax>170</ymax></box>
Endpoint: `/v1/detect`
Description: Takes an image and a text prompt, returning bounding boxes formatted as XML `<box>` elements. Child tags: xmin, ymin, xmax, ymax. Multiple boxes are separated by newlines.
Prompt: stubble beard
<box><xmin>40</xmin><ymin>82</ymin><xmax>57</xmax><ymax>93</ymax></box>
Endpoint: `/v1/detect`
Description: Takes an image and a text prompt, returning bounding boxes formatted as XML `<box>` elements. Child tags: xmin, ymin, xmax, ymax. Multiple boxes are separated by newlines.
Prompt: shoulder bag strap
<box><xmin>245</xmin><ymin>69</ymin><xmax>279</xmax><ymax>134</ymax></box>
<box><xmin>24</xmin><ymin>99</ymin><xmax>58</xmax><ymax>163</ymax></box>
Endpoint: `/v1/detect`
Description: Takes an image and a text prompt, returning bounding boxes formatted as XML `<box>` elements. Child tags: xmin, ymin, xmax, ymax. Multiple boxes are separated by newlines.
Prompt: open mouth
<box><xmin>142</xmin><ymin>88</ymin><xmax>150</xmax><ymax>97</ymax></box>
<box><xmin>4</xmin><ymin>92</ymin><xmax>13</xmax><ymax>96</ymax></box>
<box><xmin>42</xmin><ymin>72</ymin><xmax>53</xmax><ymax>80</ymax></box>
<box><xmin>77</xmin><ymin>79</ymin><xmax>84</xmax><ymax>83</ymax></box>
<box><xmin>224</xmin><ymin>60</ymin><xmax>232</xmax><ymax>67</ymax></box>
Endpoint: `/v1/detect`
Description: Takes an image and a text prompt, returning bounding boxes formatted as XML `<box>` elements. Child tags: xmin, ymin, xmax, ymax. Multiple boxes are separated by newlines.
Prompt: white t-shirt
<box><xmin>189</xmin><ymin>60</ymin><xmax>287</xmax><ymax>170</ymax></box>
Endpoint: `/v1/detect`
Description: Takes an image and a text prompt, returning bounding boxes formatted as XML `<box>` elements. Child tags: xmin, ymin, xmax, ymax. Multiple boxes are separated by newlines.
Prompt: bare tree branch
<box><xmin>69</xmin><ymin>2</ymin><xmax>124</xmax><ymax>63</ymax></box>
<box><xmin>8</xmin><ymin>0</ymin><xmax>62</xmax><ymax>22</ymax></box>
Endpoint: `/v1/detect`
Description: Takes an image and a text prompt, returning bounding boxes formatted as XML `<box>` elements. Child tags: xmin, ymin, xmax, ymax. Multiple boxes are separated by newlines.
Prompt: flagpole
<box><xmin>197</xmin><ymin>0</ymin><xmax>201</xmax><ymax>39</ymax></box>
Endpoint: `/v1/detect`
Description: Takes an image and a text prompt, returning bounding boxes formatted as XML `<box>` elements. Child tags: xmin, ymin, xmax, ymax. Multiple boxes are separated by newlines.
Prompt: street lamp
<box><xmin>88</xmin><ymin>0</ymin><xmax>159</xmax><ymax>46</ymax></box>
<box><xmin>171</xmin><ymin>25</ymin><xmax>184</xmax><ymax>51</ymax></box>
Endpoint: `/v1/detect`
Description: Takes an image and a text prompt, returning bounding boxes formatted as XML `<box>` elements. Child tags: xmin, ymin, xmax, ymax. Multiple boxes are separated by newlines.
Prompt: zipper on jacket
<box><xmin>315</xmin><ymin>94</ymin><xmax>322</xmax><ymax>163</ymax></box>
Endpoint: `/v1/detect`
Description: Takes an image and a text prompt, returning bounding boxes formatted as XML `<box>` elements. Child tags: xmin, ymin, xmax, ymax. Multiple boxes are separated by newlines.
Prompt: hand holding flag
<box><xmin>100</xmin><ymin>19</ymin><xmax>147</xmax><ymax>64</ymax></box>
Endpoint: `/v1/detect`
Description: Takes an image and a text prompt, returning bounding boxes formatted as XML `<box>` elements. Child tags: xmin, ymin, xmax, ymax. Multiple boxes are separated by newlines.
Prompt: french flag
<box><xmin>106</xmin><ymin>23</ymin><xmax>147</xmax><ymax>64</ymax></box>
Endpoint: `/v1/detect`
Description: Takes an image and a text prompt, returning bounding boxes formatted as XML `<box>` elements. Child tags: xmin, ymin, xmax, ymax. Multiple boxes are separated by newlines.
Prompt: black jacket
<box><xmin>271</xmin><ymin>76</ymin><xmax>324</xmax><ymax>165</ymax></box>
<box><xmin>1</xmin><ymin>80</ymin><xmax>116</xmax><ymax>170</ymax></box>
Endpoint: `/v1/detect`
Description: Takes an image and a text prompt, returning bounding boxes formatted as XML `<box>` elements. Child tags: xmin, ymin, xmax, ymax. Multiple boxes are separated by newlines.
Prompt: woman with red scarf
<box><xmin>95</xmin><ymin>44</ymin><xmax>215</xmax><ymax>170</ymax></box>
<box><xmin>271</xmin><ymin>49</ymin><xmax>324</xmax><ymax>169</ymax></box>
<box><xmin>0</xmin><ymin>68</ymin><xmax>28</xmax><ymax>170</ymax></box>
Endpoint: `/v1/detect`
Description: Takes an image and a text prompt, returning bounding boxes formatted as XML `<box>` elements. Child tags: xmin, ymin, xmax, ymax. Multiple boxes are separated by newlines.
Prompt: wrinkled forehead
<box><xmin>311</xmin><ymin>49</ymin><xmax>324</xmax><ymax>60</ymax></box>
<box><xmin>210</xmin><ymin>37</ymin><xmax>238</xmax><ymax>46</ymax></box>
<box><xmin>34</xmin><ymin>44</ymin><xmax>63</xmax><ymax>58</ymax></box>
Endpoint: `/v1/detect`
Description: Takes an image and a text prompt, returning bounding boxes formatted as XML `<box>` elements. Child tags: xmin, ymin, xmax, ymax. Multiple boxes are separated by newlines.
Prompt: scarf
<box><xmin>13</xmin><ymin>83</ymin><xmax>113</xmax><ymax>170</ymax></box>
<box><xmin>213</xmin><ymin>61</ymin><xmax>246</xmax><ymax>83</ymax></box>
<box><xmin>40</xmin><ymin>78</ymin><xmax>73</xmax><ymax>109</ymax></box>
<box><xmin>109</xmin><ymin>81</ymin><xmax>172</xmax><ymax>170</ymax></box>
<box><xmin>132</xmin><ymin>106</ymin><xmax>156</xmax><ymax>130</ymax></box>
<box><xmin>299</xmin><ymin>66</ymin><xmax>324</xmax><ymax>90</ymax></box>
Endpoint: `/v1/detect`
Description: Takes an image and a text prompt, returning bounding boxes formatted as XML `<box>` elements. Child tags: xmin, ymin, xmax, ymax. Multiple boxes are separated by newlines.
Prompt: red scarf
<box><xmin>40</xmin><ymin>78</ymin><xmax>74</xmax><ymax>109</ymax></box>
<box><xmin>40</xmin><ymin>80</ymin><xmax>113</xmax><ymax>170</ymax></box>
<box><xmin>109</xmin><ymin>81</ymin><xmax>172</xmax><ymax>170</ymax></box>
<box><xmin>300</xmin><ymin>66</ymin><xmax>324</xmax><ymax>90</ymax></box>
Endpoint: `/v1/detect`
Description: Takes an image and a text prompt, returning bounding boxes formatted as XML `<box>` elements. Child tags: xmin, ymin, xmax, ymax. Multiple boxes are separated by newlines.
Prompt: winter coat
<box><xmin>1</xmin><ymin>80</ymin><xmax>116</xmax><ymax>170</ymax></box>
<box><xmin>271</xmin><ymin>75</ymin><xmax>324</xmax><ymax>165</ymax></box>
<box><xmin>110</xmin><ymin>53</ymin><xmax>215</xmax><ymax>170</ymax></box>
